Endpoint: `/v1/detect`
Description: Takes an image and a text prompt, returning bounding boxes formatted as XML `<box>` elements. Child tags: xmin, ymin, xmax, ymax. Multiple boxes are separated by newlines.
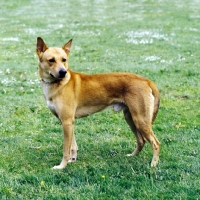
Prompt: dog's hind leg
<box><xmin>130</xmin><ymin>112</ymin><xmax>160</xmax><ymax>167</ymax></box>
<box><xmin>123</xmin><ymin>108</ymin><xmax>146</xmax><ymax>156</ymax></box>
<box><xmin>125</xmin><ymin>91</ymin><xmax>160</xmax><ymax>167</ymax></box>
<box><xmin>69</xmin><ymin>133</ymin><xmax>78</xmax><ymax>163</ymax></box>
<box><xmin>136</xmin><ymin>121</ymin><xmax>160</xmax><ymax>167</ymax></box>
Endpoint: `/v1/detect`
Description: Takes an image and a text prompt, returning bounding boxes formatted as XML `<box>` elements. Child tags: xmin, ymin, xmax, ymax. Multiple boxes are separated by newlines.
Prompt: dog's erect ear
<box><xmin>36</xmin><ymin>37</ymin><xmax>48</xmax><ymax>58</ymax></box>
<box><xmin>62</xmin><ymin>39</ymin><xmax>72</xmax><ymax>55</ymax></box>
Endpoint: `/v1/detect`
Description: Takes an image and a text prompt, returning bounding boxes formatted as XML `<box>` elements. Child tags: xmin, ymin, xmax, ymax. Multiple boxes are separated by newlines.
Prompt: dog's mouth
<box><xmin>50</xmin><ymin>73</ymin><xmax>55</xmax><ymax>78</ymax></box>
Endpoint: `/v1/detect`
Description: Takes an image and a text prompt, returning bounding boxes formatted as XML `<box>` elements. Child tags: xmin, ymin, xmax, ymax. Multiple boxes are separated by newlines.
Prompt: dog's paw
<box><xmin>150</xmin><ymin>159</ymin><xmax>159</xmax><ymax>168</ymax></box>
<box><xmin>68</xmin><ymin>158</ymin><xmax>77</xmax><ymax>163</ymax></box>
<box><xmin>126</xmin><ymin>153</ymin><xmax>134</xmax><ymax>157</ymax></box>
<box><xmin>52</xmin><ymin>165</ymin><xmax>65</xmax><ymax>170</ymax></box>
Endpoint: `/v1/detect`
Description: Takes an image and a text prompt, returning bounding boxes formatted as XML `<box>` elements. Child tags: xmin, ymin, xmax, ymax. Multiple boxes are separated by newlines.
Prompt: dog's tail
<box><xmin>150</xmin><ymin>81</ymin><xmax>160</xmax><ymax>122</ymax></box>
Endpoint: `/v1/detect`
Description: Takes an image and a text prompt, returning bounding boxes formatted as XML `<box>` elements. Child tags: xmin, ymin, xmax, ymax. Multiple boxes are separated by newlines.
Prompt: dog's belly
<box><xmin>75</xmin><ymin>102</ymin><xmax>126</xmax><ymax>118</ymax></box>
<box><xmin>75</xmin><ymin>106</ymin><xmax>105</xmax><ymax>118</ymax></box>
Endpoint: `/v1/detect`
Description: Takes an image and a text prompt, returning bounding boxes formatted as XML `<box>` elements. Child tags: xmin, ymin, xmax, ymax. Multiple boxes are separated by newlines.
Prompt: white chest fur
<box><xmin>46</xmin><ymin>100</ymin><xmax>56</xmax><ymax>113</ymax></box>
<box><xmin>42</xmin><ymin>84</ymin><xmax>57</xmax><ymax>115</ymax></box>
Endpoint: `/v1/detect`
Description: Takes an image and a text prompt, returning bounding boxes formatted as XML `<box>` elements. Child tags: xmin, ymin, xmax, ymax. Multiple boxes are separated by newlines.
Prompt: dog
<box><xmin>36</xmin><ymin>37</ymin><xmax>160</xmax><ymax>169</ymax></box>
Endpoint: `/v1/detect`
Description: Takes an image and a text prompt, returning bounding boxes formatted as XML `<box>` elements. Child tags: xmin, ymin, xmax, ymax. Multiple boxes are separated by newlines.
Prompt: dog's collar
<box><xmin>41</xmin><ymin>79</ymin><xmax>61</xmax><ymax>84</ymax></box>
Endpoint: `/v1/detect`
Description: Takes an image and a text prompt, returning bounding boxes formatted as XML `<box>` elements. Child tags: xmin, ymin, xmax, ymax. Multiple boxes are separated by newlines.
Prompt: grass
<box><xmin>0</xmin><ymin>0</ymin><xmax>200</xmax><ymax>199</ymax></box>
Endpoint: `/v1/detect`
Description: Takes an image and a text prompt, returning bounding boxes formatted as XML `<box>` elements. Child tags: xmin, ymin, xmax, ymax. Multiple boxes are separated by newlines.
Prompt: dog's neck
<box><xmin>41</xmin><ymin>79</ymin><xmax>61</xmax><ymax>84</ymax></box>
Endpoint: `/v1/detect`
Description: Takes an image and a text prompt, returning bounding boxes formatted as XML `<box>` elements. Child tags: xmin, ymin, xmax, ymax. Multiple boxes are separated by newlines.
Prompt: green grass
<box><xmin>0</xmin><ymin>0</ymin><xmax>200</xmax><ymax>199</ymax></box>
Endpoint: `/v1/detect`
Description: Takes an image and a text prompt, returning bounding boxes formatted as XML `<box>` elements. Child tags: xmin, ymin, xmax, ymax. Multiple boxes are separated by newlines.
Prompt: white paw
<box><xmin>126</xmin><ymin>153</ymin><xmax>134</xmax><ymax>157</ymax></box>
<box><xmin>68</xmin><ymin>158</ymin><xmax>76</xmax><ymax>163</ymax></box>
<box><xmin>151</xmin><ymin>161</ymin><xmax>158</xmax><ymax>168</ymax></box>
<box><xmin>52</xmin><ymin>165</ymin><xmax>64</xmax><ymax>170</ymax></box>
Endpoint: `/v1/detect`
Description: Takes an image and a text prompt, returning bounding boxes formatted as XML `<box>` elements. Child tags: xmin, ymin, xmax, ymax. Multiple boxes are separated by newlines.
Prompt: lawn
<box><xmin>0</xmin><ymin>0</ymin><xmax>200</xmax><ymax>199</ymax></box>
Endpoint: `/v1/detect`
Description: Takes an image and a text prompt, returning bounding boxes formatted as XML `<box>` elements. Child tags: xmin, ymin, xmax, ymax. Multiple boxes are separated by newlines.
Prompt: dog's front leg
<box><xmin>53</xmin><ymin>119</ymin><xmax>74</xmax><ymax>169</ymax></box>
<box><xmin>68</xmin><ymin>133</ymin><xmax>78</xmax><ymax>163</ymax></box>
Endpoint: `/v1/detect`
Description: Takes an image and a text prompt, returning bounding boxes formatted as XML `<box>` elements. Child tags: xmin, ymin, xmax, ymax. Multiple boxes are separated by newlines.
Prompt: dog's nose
<box><xmin>59</xmin><ymin>69</ymin><xmax>67</xmax><ymax>78</ymax></box>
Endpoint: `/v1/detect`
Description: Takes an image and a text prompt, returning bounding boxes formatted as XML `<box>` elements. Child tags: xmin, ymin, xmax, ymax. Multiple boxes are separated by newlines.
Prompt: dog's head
<box><xmin>36</xmin><ymin>37</ymin><xmax>72</xmax><ymax>83</ymax></box>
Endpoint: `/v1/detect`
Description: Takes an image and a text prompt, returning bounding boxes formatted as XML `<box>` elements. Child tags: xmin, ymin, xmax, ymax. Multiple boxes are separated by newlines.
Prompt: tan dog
<box><xmin>36</xmin><ymin>37</ymin><xmax>160</xmax><ymax>169</ymax></box>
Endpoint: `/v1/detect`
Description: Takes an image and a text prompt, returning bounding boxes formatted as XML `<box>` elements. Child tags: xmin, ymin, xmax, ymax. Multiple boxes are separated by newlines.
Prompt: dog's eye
<box><xmin>62</xmin><ymin>58</ymin><xmax>67</xmax><ymax>62</ymax></box>
<box><xmin>49</xmin><ymin>58</ymin><xmax>55</xmax><ymax>63</ymax></box>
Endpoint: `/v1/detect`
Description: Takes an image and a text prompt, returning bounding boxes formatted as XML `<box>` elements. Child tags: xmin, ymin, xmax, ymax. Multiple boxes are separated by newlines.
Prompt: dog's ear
<box><xmin>36</xmin><ymin>37</ymin><xmax>48</xmax><ymax>58</ymax></box>
<box><xmin>62</xmin><ymin>39</ymin><xmax>72</xmax><ymax>55</ymax></box>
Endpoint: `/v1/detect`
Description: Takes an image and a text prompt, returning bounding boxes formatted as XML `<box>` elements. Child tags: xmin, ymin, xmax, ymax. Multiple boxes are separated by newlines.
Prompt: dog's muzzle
<box><xmin>50</xmin><ymin>69</ymin><xmax>67</xmax><ymax>79</ymax></box>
